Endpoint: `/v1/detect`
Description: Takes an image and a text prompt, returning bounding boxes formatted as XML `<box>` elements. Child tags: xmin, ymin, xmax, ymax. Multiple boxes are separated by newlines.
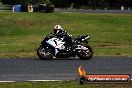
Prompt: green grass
<box><xmin>0</xmin><ymin>81</ymin><xmax>132</xmax><ymax>88</ymax></box>
<box><xmin>0</xmin><ymin>12</ymin><xmax>132</xmax><ymax>58</ymax></box>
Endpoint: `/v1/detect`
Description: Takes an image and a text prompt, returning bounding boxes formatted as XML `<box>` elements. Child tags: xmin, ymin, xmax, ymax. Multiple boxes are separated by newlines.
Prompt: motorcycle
<box><xmin>37</xmin><ymin>33</ymin><xmax>93</xmax><ymax>60</ymax></box>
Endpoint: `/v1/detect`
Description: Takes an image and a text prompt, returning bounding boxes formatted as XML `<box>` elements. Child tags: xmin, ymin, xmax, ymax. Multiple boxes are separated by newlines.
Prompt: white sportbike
<box><xmin>37</xmin><ymin>33</ymin><xmax>93</xmax><ymax>60</ymax></box>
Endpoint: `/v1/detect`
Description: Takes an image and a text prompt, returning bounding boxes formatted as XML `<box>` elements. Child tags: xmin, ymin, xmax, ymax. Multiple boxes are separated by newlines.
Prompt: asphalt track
<box><xmin>0</xmin><ymin>56</ymin><xmax>132</xmax><ymax>82</ymax></box>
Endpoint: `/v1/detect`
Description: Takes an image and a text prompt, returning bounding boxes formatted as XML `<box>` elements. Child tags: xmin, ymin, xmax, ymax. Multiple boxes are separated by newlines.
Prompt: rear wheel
<box><xmin>77</xmin><ymin>45</ymin><xmax>93</xmax><ymax>60</ymax></box>
<box><xmin>37</xmin><ymin>45</ymin><xmax>53</xmax><ymax>60</ymax></box>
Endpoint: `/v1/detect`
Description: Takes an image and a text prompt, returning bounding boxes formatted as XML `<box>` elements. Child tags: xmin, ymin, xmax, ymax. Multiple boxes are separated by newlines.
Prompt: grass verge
<box><xmin>0</xmin><ymin>81</ymin><xmax>132</xmax><ymax>88</ymax></box>
<box><xmin>0</xmin><ymin>12</ymin><xmax>132</xmax><ymax>58</ymax></box>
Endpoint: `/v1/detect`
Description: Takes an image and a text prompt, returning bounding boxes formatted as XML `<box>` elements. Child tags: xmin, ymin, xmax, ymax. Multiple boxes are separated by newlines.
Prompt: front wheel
<box><xmin>77</xmin><ymin>45</ymin><xmax>93</xmax><ymax>60</ymax></box>
<box><xmin>37</xmin><ymin>45</ymin><xmax>53</xmax><ymax>60</ymax></box>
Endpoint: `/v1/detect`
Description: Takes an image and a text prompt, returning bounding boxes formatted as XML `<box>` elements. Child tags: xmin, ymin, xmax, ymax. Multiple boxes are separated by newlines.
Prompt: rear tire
<box><xmin>37</xmin><ymin>45</ymin><xmax>53</xmax><ymax>60</ymax></box>
<box><xmin>77</xmin><ymin>45</ymin><xmax>93</xmax><ymax>60</ymax></box>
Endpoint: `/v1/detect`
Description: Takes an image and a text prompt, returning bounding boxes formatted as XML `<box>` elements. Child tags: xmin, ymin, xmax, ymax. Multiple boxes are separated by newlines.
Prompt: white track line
<box><xmin>0</xmin><ymin>81</ymin><xmax>15</xmax><ymax>83</ymax></box>
<box><xmin>0</xmin><ymin>79</ymin><xmax>131</xmax><ymax>83</ymax></box>
<box><xmin>0</xmin><ymin>80</ymin><xmax>65</xmax><ymax>83</ymax></box>
<box><xmin>27</xmin><ymin>80</ymin><xmax>65</xmax><ymax>82</ymax></box>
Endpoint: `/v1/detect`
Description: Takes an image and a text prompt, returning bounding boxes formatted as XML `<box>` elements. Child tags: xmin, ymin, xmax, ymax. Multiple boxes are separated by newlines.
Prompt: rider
<box><xmin>53</xmin><ymin>25</ymin><xmax>73</xmax><ymax>45</ymax></box>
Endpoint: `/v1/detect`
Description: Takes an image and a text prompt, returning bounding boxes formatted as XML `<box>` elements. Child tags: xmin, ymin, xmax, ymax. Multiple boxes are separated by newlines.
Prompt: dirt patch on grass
<box><xmin>15</xmin><ymin>19</ymin><xmax>51</xmax><ymax>28</ymax></box>
<box><xmin>15</xmin><ymin>20</ymin><xmax>34</xmax><ymax>28</ymax></box>
<box><xmin>95</xmin><ymin>42</ymin><xmax>132</xmax><ymax>48</ymax></box>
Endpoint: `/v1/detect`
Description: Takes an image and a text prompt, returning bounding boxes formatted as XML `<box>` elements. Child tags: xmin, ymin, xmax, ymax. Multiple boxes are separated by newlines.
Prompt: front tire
<box><xmin>37</xmin><ymin>45</ymin><xmax>53</xmax><ymax>60</ymax></box>
<box><xmin>77</xmin><ymin>45</ymin><xmax>93</xmax><ymax>60</ymax></box>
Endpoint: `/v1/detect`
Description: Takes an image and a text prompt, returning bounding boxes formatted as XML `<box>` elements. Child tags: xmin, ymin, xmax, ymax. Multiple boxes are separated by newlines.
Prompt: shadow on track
<box><xmin>33</xmin><ymin>57</ymin><xmax>93</xmax><ymax>61</ymax></box>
